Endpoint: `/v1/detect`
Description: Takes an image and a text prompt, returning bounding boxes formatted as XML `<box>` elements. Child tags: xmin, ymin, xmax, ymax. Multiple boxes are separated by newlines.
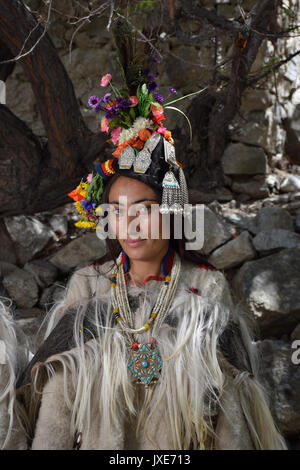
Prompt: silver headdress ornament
<box><xmin>160</xmin><ymin>139</ymin><xmax>190</xmax><ymax>216</ymax></box>
<box><xmin>118</xmin><ymin>133</ymin><xmax>190</xmax><ymax>216</ymax></box>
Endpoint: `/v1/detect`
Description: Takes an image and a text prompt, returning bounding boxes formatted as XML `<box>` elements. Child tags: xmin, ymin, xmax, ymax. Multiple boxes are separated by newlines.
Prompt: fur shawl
<box><xmin>16</xmin><ymin>257</ymin><xmax>286</xmax><ymax>450</ymax></box>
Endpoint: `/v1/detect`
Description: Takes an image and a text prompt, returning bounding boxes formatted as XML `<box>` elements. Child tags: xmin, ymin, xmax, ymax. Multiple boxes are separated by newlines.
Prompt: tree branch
<box><xmin>248</xmin><ymin>49</ymin><xmax>300</xmax><ymax>86</ymax></box>
<box><xmin>0</xmin><ymin>0</ymin><xmax>105</xmax><ymax>178</ymax></box>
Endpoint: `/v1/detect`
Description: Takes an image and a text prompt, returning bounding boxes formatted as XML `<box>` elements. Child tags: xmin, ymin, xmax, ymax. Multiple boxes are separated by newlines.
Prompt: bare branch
<box><xmin>107</xmin><ymin>0</ymin><xmax>115</xmax><ymax>31</ymax></box>
<box><xmin>248</xmin><ymin>49</ymin><xmax>300</xmax><ymax>86</ymax></box>
<box><xmin>114</xmin><ymin>11</ymin><xmax>163</xmax><ymax>59</ymax></box>
<box><xmin>0</xmin><ymin>0</ymin><xmax>53</xmax><ymax>65</ymax></box>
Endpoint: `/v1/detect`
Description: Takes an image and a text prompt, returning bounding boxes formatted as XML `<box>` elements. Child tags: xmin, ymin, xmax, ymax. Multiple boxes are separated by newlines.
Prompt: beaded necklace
<box><xmin>110</xmin><ymin>248</ymin><xmax>181</xmax><ymax>388</ymax></box>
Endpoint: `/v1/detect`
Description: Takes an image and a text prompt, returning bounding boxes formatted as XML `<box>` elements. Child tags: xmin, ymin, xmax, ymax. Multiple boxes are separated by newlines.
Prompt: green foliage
<box><xmin>86</xmin><ymin>173</ymin><xmax>104</xmax><ymax>205</ymax></box>
<box><xmin>136</xmin><ymin>0</ymin><xmax>158</xmax><ymax>11</ymax></box>
<box><xmin>264</xmin><ymin>56</ymin><xmax>280</xmax><ymax>73</ymax></box>
<box><xmin>137</xmin><ymin>84</ymin><xmax>152</xmax><ymax>117</ymax></box>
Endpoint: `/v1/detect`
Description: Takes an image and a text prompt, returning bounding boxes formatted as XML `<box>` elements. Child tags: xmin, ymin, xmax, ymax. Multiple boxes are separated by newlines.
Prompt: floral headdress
<box><xmin>68</xmin><ymin>19</ymin><xmax>204</xmax><ymax>229</ymax></box>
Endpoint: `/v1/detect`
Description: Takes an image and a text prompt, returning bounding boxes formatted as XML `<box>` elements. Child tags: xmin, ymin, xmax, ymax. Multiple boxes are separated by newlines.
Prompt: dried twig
<box><xmin>248</xmin><ymin>49</ymin><xmax>300</xmax><ymax>86</ymax></box>
<box><xmin>114</xmin><ymin>11</ymin><xmax>163</xmax><ymax>59</ymax></box>
<box><xmin>106</xmin><ymin>0</ymin><xmax>115</xmax><ymax>31</ymax></box>
<box><xmin>0</xmin><ymin>0</ymin><xmax>53</xmax><ymax>65</ymax></box>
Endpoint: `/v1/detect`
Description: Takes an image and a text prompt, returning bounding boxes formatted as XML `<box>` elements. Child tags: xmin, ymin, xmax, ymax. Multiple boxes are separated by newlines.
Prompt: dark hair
<box><xmin>93</xmin><ymin>174</ymin><xmax>215</xmax><ymax>270</ymax></box>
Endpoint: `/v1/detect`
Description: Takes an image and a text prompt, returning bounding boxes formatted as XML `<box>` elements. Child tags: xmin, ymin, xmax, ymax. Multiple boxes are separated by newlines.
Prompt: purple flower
<box><xmin>105</xmin><ymin>107</ymin><xmax>119</xmax><ymax>120</ymax></box>
<box><xmin>154</xmin><ymin>92</ymin><xmax>164</xmax><ymax>104</ymax></box>
<box><xmin>148</xmin><ymin>81</ymin><xmax>158</xmax><ymax>92</ymax></box>
<box><xmin>142</xmin><ymin>68</ymin><xmax>150</xmax><ymax>76</ymax></box>
<box><xmin>88</xmin><ymin>95</ymin><xmax>101</xmax><ymax>108</ymax></box>
<box><xmin>95</xmin><ymin>104</ymin><xmax>102</xmax><ymax>113</ymax></box>
<box><xmin>81</xmin><ymin>200</ymin><xmax>96</xmax><ymax>211</ymax></box>
<box><xmin>152</xmin><ymin>56</ymin><xmax>160</xmax><ymax>64</ymax></box>
<box><xmin>148</xmin><ymin>73</ymin><xmax>156</xmax><ymax>81</ymax></box>
<box><xmin>169</xmin><ymin>87</ymin><xmax>177</xmax><ymax>95</ymax></box>
<box><xmin>118</xmin><ymin>99</ymin><xmax>131</xmax><ymax>111</ymax></box>
<box><xmin>101</xmin><ymin>93</ymin><xmax>112</xmax><ymax>103</ymax></box>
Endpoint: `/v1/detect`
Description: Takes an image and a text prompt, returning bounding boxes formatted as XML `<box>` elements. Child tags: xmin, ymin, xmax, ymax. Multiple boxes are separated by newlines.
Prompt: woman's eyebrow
<box><xmin>109</xmin><ymin>198</ymin><xmax>159</xmax><ymax>205</ymax></box>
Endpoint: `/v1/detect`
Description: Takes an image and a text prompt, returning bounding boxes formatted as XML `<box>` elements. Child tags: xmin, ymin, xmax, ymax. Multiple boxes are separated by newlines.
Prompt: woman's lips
<box><xmin>125</xmin><ymin>239</ymin><xmax>147</xmax><ymax>247</ymax></box>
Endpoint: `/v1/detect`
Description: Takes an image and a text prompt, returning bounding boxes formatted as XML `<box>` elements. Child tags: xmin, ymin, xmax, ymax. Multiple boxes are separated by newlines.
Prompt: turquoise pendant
<box><xmin>128</xmin><ymin>343</ymin><xmax>162</xmax><ymax>387</ymax></box>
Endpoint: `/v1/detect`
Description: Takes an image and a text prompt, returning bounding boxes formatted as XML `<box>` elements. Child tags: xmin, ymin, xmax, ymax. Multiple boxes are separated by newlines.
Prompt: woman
<box><xmin>15</xmin><ymin>132</ymin><xmax>286</xmax><ymax>450</ymax></box>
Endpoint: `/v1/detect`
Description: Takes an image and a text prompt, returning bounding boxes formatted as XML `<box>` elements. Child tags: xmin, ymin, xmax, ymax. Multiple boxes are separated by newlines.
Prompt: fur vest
<box><xmin>16</xmin><ymin>257</ymin><xmax>286</xmax><ymax>450</ymax></box>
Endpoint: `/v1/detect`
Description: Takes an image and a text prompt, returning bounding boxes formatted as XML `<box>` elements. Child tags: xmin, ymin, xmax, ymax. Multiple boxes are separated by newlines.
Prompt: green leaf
<box><xmin>129</xmin><ymin>108</ymin><xmax>136</xmax><ymax>120</ymax></box>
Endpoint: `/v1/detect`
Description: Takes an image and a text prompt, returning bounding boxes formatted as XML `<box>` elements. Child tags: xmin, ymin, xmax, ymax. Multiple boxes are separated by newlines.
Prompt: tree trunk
<box><xmin>0</xmin><ymin>0</ymin><xmax>106</xmax><ymax>217</ymax></box>
<box><xmin>172</xmin><ymin>0</ymin><xmax>279</xmax><ymax>192</ymax></box>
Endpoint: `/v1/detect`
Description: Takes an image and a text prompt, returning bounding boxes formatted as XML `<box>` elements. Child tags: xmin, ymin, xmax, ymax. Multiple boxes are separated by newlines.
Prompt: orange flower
<box><xmin>131</xmin><ymin>138</ymin><xmax>144</xmax><ymax>150</ymax></box>
<box><xmin>152</xmin><ymin>114</ymin><xmax>165</xmax><ymax>124</ymax></box>
<box><xmin>164</xmin><ymin>130</ymin><xmax>172</xmax><ymax>140</ymax></box>
<box><xmin>112</xmin><ymin>142</ymin><xmax>128</xmax><ymax>157</ymax></box>
<box><xmin>68</xmin><ymin>189</ymin><xmax>85</xmax><ymax>202</ymax></box>
<box><xmin>138</xmin><ymin>129</ymin><xmax>151</xmax><ymax>142</ymax></box>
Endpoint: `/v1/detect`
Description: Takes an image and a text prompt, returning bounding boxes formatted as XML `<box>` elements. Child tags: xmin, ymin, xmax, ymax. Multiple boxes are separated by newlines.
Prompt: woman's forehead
<box><xmin>108</xmin><ymin>176</ymin><xmax>159</xmax><ymax>202</ymax></box>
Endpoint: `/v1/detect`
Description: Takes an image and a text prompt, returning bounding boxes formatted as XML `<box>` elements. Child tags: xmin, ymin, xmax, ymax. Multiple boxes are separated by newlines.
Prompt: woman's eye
<box><xmin>136</xmin><ymin>205</ymin><xmax>152</xmax><ymax>215</ymax></box>
<box><xmin>111</xmin><ymin>207</ymin><xmax>123</xmax><ymax>215</ymax></box>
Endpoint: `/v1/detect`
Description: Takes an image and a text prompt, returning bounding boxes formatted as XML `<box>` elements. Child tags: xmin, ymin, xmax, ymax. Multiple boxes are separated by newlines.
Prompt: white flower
<box><xmin>118</xmin><ymin>117</ymin><xmax>155</xmax><ymax>145</ymax></box>
<box><xmin>141</xmin><ymin>83</ymin><xmax>147</xmax><ymax>94</ymax></box>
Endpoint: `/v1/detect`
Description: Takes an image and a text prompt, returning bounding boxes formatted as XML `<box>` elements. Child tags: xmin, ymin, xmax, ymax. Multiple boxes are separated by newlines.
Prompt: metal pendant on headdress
<box><xmin>118</xmin><ymin>145</ymin><xmax>135</xmax><ymax>169</ymax></box>
<box><xmin>160</xmin><ymin>169</ymin><xmax>183</xmax><ymax>214</ymax></box>
<box><xmin>133</xmin><ymin>133</ymin><xmax>161</xmax><ymax>173</ymax></box>
<box><xmin>160</xmin><ymin>139</ymin><xmax>191</xmax><ymax>216</ymax></box>
<box><xmin>118</xmin><ymin>133</ymin><xmax>161</xmax><ymax>173</ymax></box>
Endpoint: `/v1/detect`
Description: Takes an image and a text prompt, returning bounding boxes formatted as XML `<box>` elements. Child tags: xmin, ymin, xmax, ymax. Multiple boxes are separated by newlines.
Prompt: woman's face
<box><xmin>108</xmin><ymin>176</ymin><xmax>170</xmax><ymax>262</ymax></box>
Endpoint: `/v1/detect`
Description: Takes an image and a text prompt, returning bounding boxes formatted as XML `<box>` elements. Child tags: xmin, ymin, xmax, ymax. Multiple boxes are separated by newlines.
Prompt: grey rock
<box><xmin>0</xmin><ymin>262</ymin><xmax>39</xmax><ymax>309</ymax></box>
<box><xmin>14</xmin><ymin>307</ymin><xmax>44</xmax><ymax>320</ymax></box>
<box><xmin>291</xmin><ymin>324</ymin><xmax>300</xmax><ymax>341</ymax></box>
<box><xmin>50</xmin><ymin>232</ymin><xmax>106</xmax><ymax>272</ymax></box>
<box><xmin>241</xmin><ymin>89</ymin><xmax>272</xmax><ymax>114</ymax></box>
<box><xmin>4</xmin><ymin>215</ymin><xmax>54</xmax><ymax>257</ymax></box>
<box><xmin>221</xmin><ymin>210</ymin><xmax>257</xmax><ymax>234</ymax></box>
<box><xmin>222</xmin><ymin>143</ymin><xmax>268</xmax><ymax>175</ymax></box>
<box><xmin>283</xmin><ymin>103</ymin><xmax>300</xmax><ymax>166</ymax></box>
<box><xmin>232</xmin><ymin>176</ymin><xmax>270</xmax><ymax>199</ymax></box>
<box><xmin>49</xmin><ymin>214</ymin><xmax>68</xmax><ymax>236</ymax></box>
<box><xmin>265</xmin><ymin>174</ymin><xmax>281</xmax><ymax>191</ymax></box>
<box><xmin>208</xmin><ymin>231</ymin><xmax>256</xmax><ymax>269</ymax></box>
<box><xmin>16</xmin><ymin>316</ymin><xmax>46</xmax><ymax>355</ymax></box>
<box><xmin>284</xmin><ymin>55</ymin><xmax>300</xmax><ymax>83</ymax></box>
<box><xmin>253</xmin><ymin>229</ymin><xmax>300</xmax><ymax>254</ymax></box>
<box><xmin>24</xmin><ymin>259</ymin><xmax>58</xmax><ymax>288</ymax></box>
<box><xmin>232</xmin><ymin>247</ymin><xmax>300</xmax><ymax>336</ymax></box>
<box><xmin>296</xmin><ymin>208</ymin><xmax>300</xmax><ymax>234</ymax></box>
<box><xmin>256</xmin><ymin>339</ymin><xmax>300</xmax><ymax>436</ymax></box>
<box><xmin>251</xmin><ymin>206</ymin><xmax>295</xmax><ymax>234</ymax></box>
<box><xmin>230</xmin><ymin>121</ymin><xmax>267</xmax><ymax>147</ymax></box>
<box><xmin>195</xmin><ymin>206</ymin><xmax>232</xmax><ymax>255</ymax></box>
<box><xmin>280</xmin><ymin>174</ymin><xmax>300</xmax><ymax>193</ymax></box>
<box><xmin>39</xmin><ymin>283</ymin><xmax>66</xmax><ymax>308</ymax></box>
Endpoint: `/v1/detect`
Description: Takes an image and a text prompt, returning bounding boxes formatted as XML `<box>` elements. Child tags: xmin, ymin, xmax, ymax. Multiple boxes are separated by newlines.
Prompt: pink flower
<box><xmin>101</xmin><ymin>117</ymin><xmax>109</xmax><ymax>133</ymax></box>
<box><xmin>111</xmin><ymin>127</ymin><xmax>122</xmax><ymax>145</ymax></box>
<box><xmin>129</xmin><ymin>96</ymin><xmax>138</xmax><ymax>107</ymax></box>
<box><xmin>100</xmin><ymin>73</ymin><xmax>112</xmax><ymax>87</ymax></box>
<box><xmin>87</xmin><ymin>173</ymin><xmax>93</xmax><ymax>183</ymax></box>
<box><xmin>157</xmin><ymin>126</ymin><xmax>167</xmax><ymax>135</ymax></box>
<box><xmin>151</xmin><ymin>104</ymin><xmax>164</xmax><ymax>118</ymax></box>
